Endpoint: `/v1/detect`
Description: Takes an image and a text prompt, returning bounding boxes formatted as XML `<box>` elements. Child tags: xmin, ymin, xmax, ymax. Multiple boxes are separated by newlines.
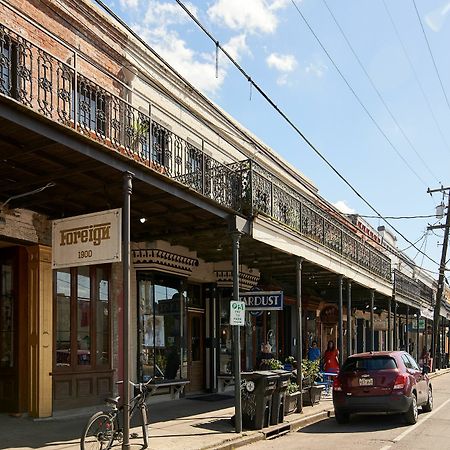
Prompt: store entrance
<box><xmin>0</xmin><ymin>246</ymin><xmax>27</xmax><ymax>413</ymax></box>
<box><xmin>187</xmin><ymin>310</ymin><xmax>204</xmax><ymax>392</ymax></box>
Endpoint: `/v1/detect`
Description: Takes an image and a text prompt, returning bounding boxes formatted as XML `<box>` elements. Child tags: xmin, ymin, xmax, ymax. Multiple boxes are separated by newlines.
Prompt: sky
<box><xmin>100</xmin><ymin>0</ymin><xmax>450</xmax><ymax>277</ymax></box>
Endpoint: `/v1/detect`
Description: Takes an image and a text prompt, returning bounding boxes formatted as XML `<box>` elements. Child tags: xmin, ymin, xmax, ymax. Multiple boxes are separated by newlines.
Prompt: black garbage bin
<box><xmin>270</xmin><ymin>369</ymin><xmax>291</xmax><ymax>425</ymax></box>
<box><xmin>241</xmin><ymin>371</ymin><xmax>278</xmax><ymax>430</ymax></box>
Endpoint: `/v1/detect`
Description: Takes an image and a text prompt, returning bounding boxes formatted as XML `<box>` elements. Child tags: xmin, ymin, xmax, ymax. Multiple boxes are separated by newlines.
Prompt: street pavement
<box><xmin>244</xmin><ymin>370</ymin><xmax>450</xmax><ymax>450</ymax></box>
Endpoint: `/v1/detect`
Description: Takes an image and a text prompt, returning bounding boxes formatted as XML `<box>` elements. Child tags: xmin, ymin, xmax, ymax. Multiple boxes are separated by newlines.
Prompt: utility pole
<box><xmin>427</xmin><ymin>186</ymin><xmax>450</xmax><ymax>370</ymax></box>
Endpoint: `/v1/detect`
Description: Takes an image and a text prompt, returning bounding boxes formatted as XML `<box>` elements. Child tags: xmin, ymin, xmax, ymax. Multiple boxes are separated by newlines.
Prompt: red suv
<box><xmin>333</xmin><ymin>351</ymin><xmax>432</xmax><ymax>425</ymax></box>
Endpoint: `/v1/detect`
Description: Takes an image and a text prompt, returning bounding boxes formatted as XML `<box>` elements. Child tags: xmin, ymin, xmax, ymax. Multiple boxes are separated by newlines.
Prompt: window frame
<box><xmin>53</xmin><ymin>265</ymin><xmax>111</xmax><ymax>373</ymax></box>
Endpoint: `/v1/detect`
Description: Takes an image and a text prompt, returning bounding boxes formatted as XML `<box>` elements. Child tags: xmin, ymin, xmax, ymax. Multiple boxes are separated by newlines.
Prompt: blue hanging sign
<box><xmin>239</xmin><ymin>291</ymin><xmax>284</xmax><ymax>311</ymax></box>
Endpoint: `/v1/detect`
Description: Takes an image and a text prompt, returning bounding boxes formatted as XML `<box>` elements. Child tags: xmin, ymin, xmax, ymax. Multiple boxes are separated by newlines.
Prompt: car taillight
<box><xmin>333</xmin><ymin>378</ymin><xmax>343</xmax><ymax>391</ymax></box>
<box><xmin>393</xmin><ymin>374</ymin><xmax>408</xmax><ymax>390</ymax></box>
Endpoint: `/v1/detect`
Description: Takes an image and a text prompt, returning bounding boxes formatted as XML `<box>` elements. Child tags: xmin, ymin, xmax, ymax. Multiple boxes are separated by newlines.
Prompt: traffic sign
<box><xmin>230</xmin><ymin>301</ymin><xmax>245</xmax><ymax>326</ymax></box>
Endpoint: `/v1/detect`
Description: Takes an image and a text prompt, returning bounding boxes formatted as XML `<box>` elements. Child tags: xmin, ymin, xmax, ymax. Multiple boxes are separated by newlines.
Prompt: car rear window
<box><xmin>342</xmin><ymin>356</ymin><xmax>397</xmax><ymax>372</ymax></box>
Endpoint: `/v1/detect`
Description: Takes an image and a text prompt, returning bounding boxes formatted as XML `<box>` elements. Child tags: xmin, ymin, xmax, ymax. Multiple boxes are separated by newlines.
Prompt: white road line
<box><xmin>379</xmin><ymin>396</ymin><xmax>450</xmax><ymax>450</ymax></box>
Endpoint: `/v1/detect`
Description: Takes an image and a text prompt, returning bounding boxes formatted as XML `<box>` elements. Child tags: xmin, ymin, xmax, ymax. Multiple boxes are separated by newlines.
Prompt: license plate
<box><xmin>359</xmin><ymin>377</ymin><xmax>373</xmax><ymax>386</ymax></box>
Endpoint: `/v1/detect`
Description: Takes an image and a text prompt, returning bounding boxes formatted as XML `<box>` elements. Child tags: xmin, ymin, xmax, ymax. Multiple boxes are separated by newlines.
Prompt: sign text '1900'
<box><xmin>78</xmin><ymin>250</ymin><xmax>93</xmax><ymax>259</ymax></box>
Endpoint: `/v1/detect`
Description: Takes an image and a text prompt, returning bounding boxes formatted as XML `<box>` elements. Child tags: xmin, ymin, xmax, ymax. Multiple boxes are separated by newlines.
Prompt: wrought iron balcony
<box><xmin>393</xmin><ymin>270</ymin><xmax>431</xmax><ymax>305</ymax></box>
<box><xmin>235</xmin><ymin>160</ymin><xmax>391</xmax><ymax>281</ymax></box>
<box><xmin>0</xmin><ymin>21</ymin><xmax>391</xmax><ymax>281</ymax></box>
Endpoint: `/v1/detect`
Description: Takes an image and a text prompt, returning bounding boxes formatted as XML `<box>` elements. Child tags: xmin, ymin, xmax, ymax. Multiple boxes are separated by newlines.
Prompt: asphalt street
<box><xmin>245</xmin><ymin>371</ymin><xmax>450</xmax><ymax>450</ymax></box>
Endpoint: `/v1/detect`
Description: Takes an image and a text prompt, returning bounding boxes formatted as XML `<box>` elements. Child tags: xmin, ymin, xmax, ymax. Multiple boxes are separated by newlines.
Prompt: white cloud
<box><xmin>333</xmin><ymin>201</ymin><xmax>355</xmax><ymax>215</ymax></box>
<box><xmin>143</xmin><ymin>0</ymin><xmax>197</xmax><ymax>27</ymax></box>
<box><xmin>119</xmin><ymin>0</ymin><xmax>139</xmax><ymax>9</ymax></box>
<box><xmin>208</xmin><ymin>0</ymin><xmax>289</xmax><ymax>34</ymax></box>
<box><xmin>223</xmin><ymin>34</ymin><xmax>250</xmax><ymax>61</ymax></box>
<box><xmin>134</xmin><ymin>24</ymin><xmax>224</xmax><ymax>94</ymax></box>
<box><xmin>425</xmin><ymin>2</ymin><xmax>450</xmax><ymax>32</ymax></box>
<box><xmin>132</xmin><ymin>2</ymin><xmax>250</xmax><ymax>95</ymax></box>
<box><xmin>266</xmin><ymin>53</ymin><xmax>297</xmax><ymax>72</ymax></box>
<box><xmin>305</xmin><ymin>62</ymin><xmax>327</xmax><ymax>78</ymax></box>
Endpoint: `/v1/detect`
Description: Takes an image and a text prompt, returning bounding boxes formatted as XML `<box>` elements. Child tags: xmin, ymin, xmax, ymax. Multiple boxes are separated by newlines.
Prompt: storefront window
<box><xmin>219</xmin><ymin>293</ymin><xmax>232</xmax><ymax>374</ymax></box>
<box><xmin>77</xmin><ymin>266</ymin><xmax>91</xmax><ymax>365</ymax></box>
<box><xmin>139</xmin><ymin>273</ymin><xmax>185</xmax><ymax>382</ymax></box>
<box><xmin>56</xmin><ymin>269</ymin><xmax>71</xmax><ymax>367</ymax></box>
<box><xmin>54</xmin><ymin>266</ymin><xmax>110</xmax><ymax>369</ymax></box>
<box><xmin>96</xmin><ymin>268</ymin><xmax>109</xmax><ymax>366</ymax></box>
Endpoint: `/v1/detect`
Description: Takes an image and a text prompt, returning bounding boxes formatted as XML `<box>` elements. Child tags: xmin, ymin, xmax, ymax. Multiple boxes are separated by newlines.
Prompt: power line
<box><xmin>289</xmin><ymin>0</ymin><xmax>428</xmax><ymax>188</ymax></box>
<box><xmin>358</xmin><ymin>214</ymin><xmax>435</xmax><ymax>220</ymax></box>
<box><xmin>174</xmin><ymin>0</ymin><xmax>440</xmax><ymax>269</ymax></box>
<box><xmin>382</xmin><ymin>0</ymin><xmax>450</xmax><ymax>156</ymax></box>
<box><xmin>322</xmin><ymin>0</ymin><xmax>439</xmax><ymax>183</ymax></box>
<box><xmin>412</xmin><ymin>0</ymin><xmax>450</xmax><ymax>114</ymax></box>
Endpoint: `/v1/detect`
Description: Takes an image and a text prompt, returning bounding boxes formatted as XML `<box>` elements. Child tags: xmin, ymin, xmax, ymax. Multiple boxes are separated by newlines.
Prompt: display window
<box><xmin>54</xmin><ymin>265</ymin><xmax>110</xmax><ymax>369</ymax></box>
<box><xmin>137</xmin><ymin>273</ymin><xmax>188</xmax><ymax>382</ymax></box>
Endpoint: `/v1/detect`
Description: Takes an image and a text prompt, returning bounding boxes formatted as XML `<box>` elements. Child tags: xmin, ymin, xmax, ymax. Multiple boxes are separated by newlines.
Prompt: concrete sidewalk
<box><xmin>0</xmin><ymin>393</ymin><xmax>333</xmax><ymax>450</ymax></box>
<box><xmin>2</xmin><ymin>368</ymin><xmax>448</xmax><ymax>450</ymax></box>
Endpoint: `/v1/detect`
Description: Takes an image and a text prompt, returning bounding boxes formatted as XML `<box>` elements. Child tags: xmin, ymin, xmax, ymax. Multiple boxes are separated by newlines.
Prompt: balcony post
<box><xmin>387</xmin><ymin>296</ymin><xmax>392</xmax><ymax>351</ymax></box>
<box><xmin>296</xmin><ymin>257</ymin><xmax>304</xmax><ymax>413</ymax></box>
<box><xmin>416</xmin><ymin>311</ymin><xmax>420</xmax><ymax>361</ymax></box>
<box><xmin>122</xmin><ymin>171</ymin><xmax>133</xmax><ymax>450</ymax></box>
<box><xmin>346</xmin><ymin>280</ymin><xmax>352</xmax><ymax>357</ymax></box>
<box><xmin>370</xmin><ymin>290</ymin><xmax>375</xmax><ymax>352</ymax></box>
<box><xmin>338</xmin><ymin>275</ymin><xmax>344</xmax><ymax>366</ymax></box>
<box><xmin>231</xmin><ymin>230</ymin><xmax>242</xmax><ymax>433</ymax></box>
<box><xmin>406</xmin><ymin>306</ymin><xmax>410</xmax><ymax>353</ymax></box>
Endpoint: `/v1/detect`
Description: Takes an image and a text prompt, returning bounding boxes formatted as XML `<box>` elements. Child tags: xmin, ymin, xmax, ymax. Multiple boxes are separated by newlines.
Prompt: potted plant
<box><xmin>260</xmin><ymin>358</ymin><xmax>283</xmax><ymax>370</ymax></box>
<box><xmin>284</xmin><ymin>356</ymin><xmax>296</xmax><ymax>371</ymax></box>
<box><xmin>301</xmin><ymin>359</ymin><xmax>324</xmax><ymax>406</ymax></box>
<box><xmin>285</xmin><ymin>381</ymin><xmax>301</xmax><ymax>414</ymax></box>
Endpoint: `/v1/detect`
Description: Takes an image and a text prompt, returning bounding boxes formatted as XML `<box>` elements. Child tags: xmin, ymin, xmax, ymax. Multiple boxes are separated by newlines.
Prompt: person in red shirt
<box><xmin>323</xmin><ymin>340</ymin><xmax>339</xmax><ymax>373</ymax></box>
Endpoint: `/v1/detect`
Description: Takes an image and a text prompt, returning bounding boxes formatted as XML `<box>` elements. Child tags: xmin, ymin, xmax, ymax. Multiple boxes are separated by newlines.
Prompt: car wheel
<box><xmin>422</xmin><ymin>387</ymin><xmax>433</xmax><ymax>413</ymax></box>
<box><xmin>404</xmin><ymin>393</ymin><xmax>418</xmax><ymax>425</ymax></box>
<box><xmin>335</xmin><ymin>409</ymin><xmax>350</xmax><ymax>424</ymax></box>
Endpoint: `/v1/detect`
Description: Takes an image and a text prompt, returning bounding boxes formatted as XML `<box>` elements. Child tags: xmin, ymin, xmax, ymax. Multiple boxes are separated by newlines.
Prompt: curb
<box><xmin>202</xmin><ymin>409</ymin><xmax>333</xmax><ymax>450</ymax></box>
<box><xmin>429</xmin><ymin>367</ymin><xmax>450</xmax><ymax>379</ymax></box>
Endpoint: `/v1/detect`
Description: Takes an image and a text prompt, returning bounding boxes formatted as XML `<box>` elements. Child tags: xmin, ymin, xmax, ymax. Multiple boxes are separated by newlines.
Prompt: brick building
<box><xmin>0</xmin><ymin>0</ymin><xmax>440</xmax><ymax>418</ymax></box>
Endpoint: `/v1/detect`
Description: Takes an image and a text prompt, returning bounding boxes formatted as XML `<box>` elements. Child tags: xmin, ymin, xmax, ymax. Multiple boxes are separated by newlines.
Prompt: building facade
<box><xmin>0</xmin><ymin>0</ymin><xmax>441</xmax><ymax>418</ymax></box>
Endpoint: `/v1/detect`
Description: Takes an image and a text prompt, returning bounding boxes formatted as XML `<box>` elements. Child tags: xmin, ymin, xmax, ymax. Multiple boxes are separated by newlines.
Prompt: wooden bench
<box><xmin>217</xmin><ymin>375</ymin><xmax>234</xmax><ymax>392</ymax></box>
<box><xmin>148</xmin><ymin>380</ymin><xmax>190</xmax><ymax>399</ymax></box>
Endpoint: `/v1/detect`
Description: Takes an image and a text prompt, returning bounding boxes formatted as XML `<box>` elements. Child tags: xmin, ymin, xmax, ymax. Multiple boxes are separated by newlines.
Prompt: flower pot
<box><xmin>285</xmin><ymin>391</ymin><xmax>301</xmax><ymax>415</ymax></box>
<box><xmin>303</xmin><ymin>385</ymin><xmax>324</xmax><ymax>406</ymax></box>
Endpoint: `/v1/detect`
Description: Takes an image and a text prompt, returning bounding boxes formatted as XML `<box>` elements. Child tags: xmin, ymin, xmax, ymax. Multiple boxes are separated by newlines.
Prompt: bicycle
<box><xmin>80</xmin><ymin>378</ymin><xmax>152</xmax><ymax>450</ymax></box>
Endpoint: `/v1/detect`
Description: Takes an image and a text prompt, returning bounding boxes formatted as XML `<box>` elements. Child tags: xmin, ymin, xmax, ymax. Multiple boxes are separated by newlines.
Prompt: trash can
<box><xmin>270</xmin><ymin>369</ymin><xmax>291</xmax><ymax>425</ymax></box>
<box><xmin>241</xmin><ymin>371</ymin><xmax>278</xmax><ymax>430</ymax></box>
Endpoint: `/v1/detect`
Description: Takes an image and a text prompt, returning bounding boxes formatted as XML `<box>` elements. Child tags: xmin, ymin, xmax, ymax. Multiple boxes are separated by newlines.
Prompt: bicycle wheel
<box><xmin>81</xmin><ymin>411</ymin><xmax>116</xmax><ymax>450</ymax></box>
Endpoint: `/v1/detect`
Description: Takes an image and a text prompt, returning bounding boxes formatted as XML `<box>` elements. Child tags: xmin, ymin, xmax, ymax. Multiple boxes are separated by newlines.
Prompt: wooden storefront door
<box><xmin>0</xmin><ymin>246</ymin><xmax>27</xmax><ymax>413</ymax></box>
<box><xmin>187</xmin><ymin>310</ymin><xmax>205</xmax><ymax>392</ymax></box>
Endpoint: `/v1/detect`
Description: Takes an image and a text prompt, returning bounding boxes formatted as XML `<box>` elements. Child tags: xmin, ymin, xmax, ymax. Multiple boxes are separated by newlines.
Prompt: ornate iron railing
<box><xmin>393</xmin><ymin>271</ymin><xmax>436</xmax><ymax>306</ymax></box>
<box><xmin>0</xmin><ymin>23</ymin><xmax>241</xmax><ymax>211</ymax></box>
<box><xmin>0</xmin><ymin>21</ymin><xmax>391</xmax><ymax>281</ymax></box>
<box><xmin>235</xmin><ymin>160</ymin><xmax>392</xmax><ymax>281</ymax></box>
<box><xmin>417</xmin><ymin>280</ymin><xmax>435</xmax><ymax>305</ymax></box>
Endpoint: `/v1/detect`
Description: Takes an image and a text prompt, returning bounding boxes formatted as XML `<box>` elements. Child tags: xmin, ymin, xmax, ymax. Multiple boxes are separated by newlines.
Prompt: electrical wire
<box><xmin>175</xmin><ymin>0</ymin><xmax>439</xmax><ymax>265</ymax></box>
<box><xmin>358</xmin><ymin>214</ymin><xmax>436</xmax><ymax>220</ymax></box>
<box><xmin>383</xmin><ymin>0</ymin><xmax>450</xmax><ymax>156</ymax></box>
<box><xmin>412</xmin><ymin>0</ymin><xmax>450</xmax><ymax>114</ymax></box>
<box><xmin>398</xmin><ymin>230</ymin><xmax>429</xmax><ymax>252</ymax></box>
<box><xmin>289</xmin><ymin>0</ymin><xmax>428</xmax><ymax>188</ymax></box>
<box><xmin>174</xmin><ymin>0</ymin><xmax>440</xmax><ymax>269</ymax></box>
<box><xmin>51</xmin><ymin>0</ymin><xmax>444</xmax><ymax>271</ymax></box>
<box><xmin>322</xmin><ymin>0</ymin><xmax>440</xmax><ymax>184</ymax></box>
